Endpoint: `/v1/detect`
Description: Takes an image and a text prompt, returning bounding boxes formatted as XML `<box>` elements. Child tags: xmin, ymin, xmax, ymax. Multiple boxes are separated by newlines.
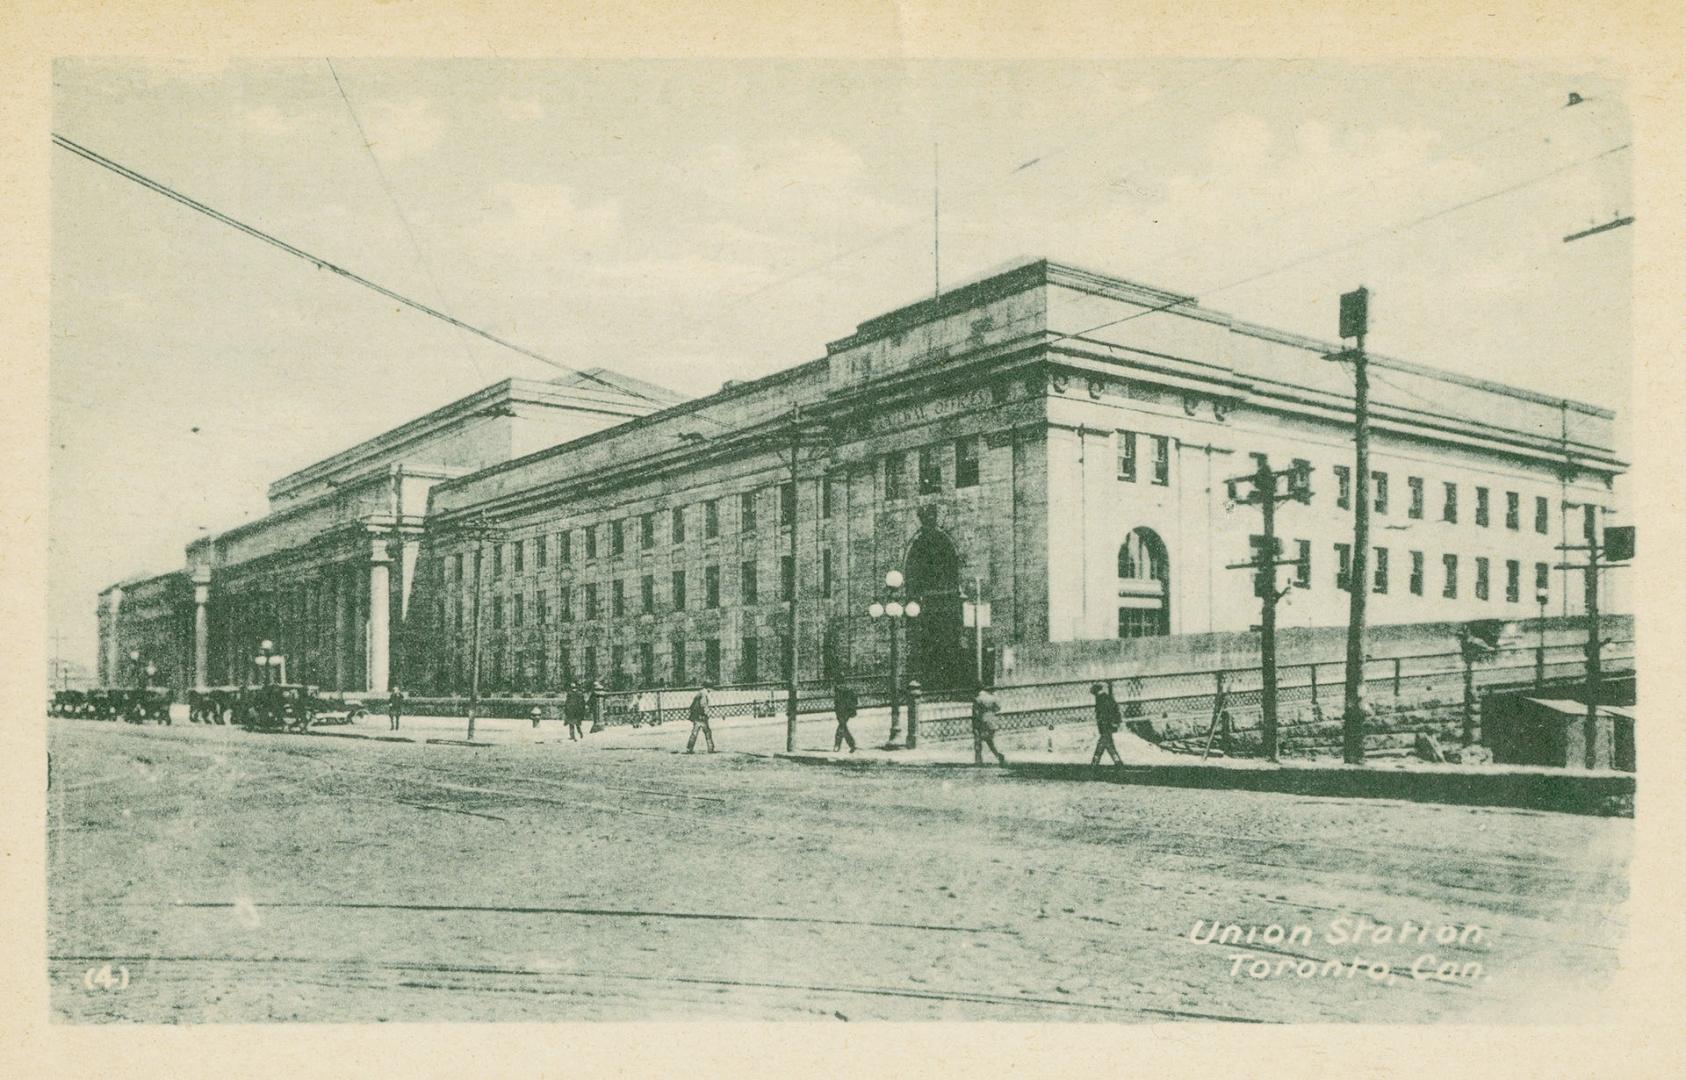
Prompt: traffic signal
<box><xmin>1340</xmin><ymin>287</ymin><xmax>1369</xmax><ymax>340</ymax></box>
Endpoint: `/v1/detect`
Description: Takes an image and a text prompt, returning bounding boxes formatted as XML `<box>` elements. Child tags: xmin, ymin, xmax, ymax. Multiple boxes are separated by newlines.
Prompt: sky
<box><xmin>49</xmin><ymin>59</ymin><xmax>1632</xmax><ymax>669</ymax></box>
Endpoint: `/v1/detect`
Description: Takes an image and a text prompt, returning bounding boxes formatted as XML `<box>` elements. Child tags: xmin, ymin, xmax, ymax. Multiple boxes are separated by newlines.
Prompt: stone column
<box><xmin>193</xmin><ymin>579</ymin><xmax>210</xmax><ymax>689</ymax></box>
<box><xmin>368</xmin><ymin>542</ymin><xmax>391</xmax><ymax>693</ymax></box>
<box><xmin>332</xmin><ymin>565</ymin><xmax>349</xmax><ymax>691</ymax></box>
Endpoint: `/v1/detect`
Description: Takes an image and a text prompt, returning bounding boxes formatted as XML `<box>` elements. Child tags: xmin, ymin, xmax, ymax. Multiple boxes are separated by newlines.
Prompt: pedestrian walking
<box><xmin>387</xmin><ymin>687</ymin><xmax>404</xmax><ymax>731</ymax></box>
<box><xmin>971</xmin><ymin>686</ymin><xmax>1007</xmax><ymax>764</ymax></box>
<box><xmin>832</xmin><ymin>681</ymin><xmax>859</xmax><ymax>753</ymax></box>
<box><xmin>1090</xmin><ymin>681</ymin><xmax>1125</xmax><ymax>766</ymax></box>
<box><xmin>686</xmin><ymin>683</ymin><xmax>717</xmax><ymax>754</ymax></box>
<box><xmin>564</xmin><ymin>681</ymin><xmax>587</xmax><ymax>741</ymax></box>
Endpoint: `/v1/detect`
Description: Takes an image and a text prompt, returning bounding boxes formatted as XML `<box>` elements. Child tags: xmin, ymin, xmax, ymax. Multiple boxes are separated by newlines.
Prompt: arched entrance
<box><xmin>1117</xmin><ymin>527</ymin><xmax>1170</xmax><ymax>637</ymax></box>
<box><xmin>904</xmin><ymin>529</ymin><xmax>967</xmax><ymax>689</ymax></box>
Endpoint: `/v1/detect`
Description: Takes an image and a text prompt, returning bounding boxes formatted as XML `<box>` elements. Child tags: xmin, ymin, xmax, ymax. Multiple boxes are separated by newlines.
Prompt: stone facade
<box><xmin>97</xmin><ymin>259</ymin><xmax>1625</xmax><ymax>698</ymax></box>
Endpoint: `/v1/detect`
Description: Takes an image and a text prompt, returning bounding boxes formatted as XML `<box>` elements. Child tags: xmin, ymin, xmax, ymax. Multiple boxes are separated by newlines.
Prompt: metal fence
<box><xmin>913</xmin><ymin>639</ymin><xmax>1636</xmax><ymax>752</ymax></box>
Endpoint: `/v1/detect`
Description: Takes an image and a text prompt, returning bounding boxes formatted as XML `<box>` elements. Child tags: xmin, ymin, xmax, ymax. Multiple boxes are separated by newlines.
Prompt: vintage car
<box><xmin>119</xmin><ymin>688</ymin><xmax>173</xmax><ymax>724</ymax></box>
<box><xmin>235</xmin><ymin>684</ymin><xmax>318</xmax><ymax>733</ymax></box>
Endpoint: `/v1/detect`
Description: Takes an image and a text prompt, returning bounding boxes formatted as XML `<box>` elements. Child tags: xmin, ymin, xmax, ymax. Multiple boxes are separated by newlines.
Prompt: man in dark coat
<box><xmin>832</xmin><ymin>682</ymin><xmax>859</xmax><ymax>753</ymax></box>
<box><xmin>686</xmin><ymin>683</ymin><xmax>716</xmax><ymax>753</ymax></box>
<box><xmin>387</xmin><ymin>687</ymin><xmax>404</xmax><ymax>732</ymax></box>
<box><xmin>1090</xmin><ymin>682</ymin><xmax>1124</xmax><ymax>766</ymax></box>
<box><xmin>563</xmin><ymin>682</ymin><xmax>587</xmax><ymax>741</ymax></box>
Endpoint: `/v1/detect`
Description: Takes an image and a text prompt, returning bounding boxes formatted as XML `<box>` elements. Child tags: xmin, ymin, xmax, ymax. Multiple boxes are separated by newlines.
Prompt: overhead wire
<box><xmin>50</xmin><ymin>131</ymin><xmax>657</xmax><ymax>407</ymax></box>
<box><xmin>326</xmin><ymin>58</ymin><xmax>486</xmax><ymax>384</ymax></box>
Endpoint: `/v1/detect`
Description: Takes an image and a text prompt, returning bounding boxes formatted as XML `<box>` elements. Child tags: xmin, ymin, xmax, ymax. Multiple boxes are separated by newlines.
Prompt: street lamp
<box><xmin>256</xmin><ymin>639</ymin><xmax>275</xmax><ymax>686</ymax></box>
<box><xmin>144</xmin><ymin>662</ymin><xmax>157</xmax><ymax>690</ymax></box>
<box><xmin>1535</xmin><ymin>587</ymin><xmax>1550</xmax><ymax>688</ymax></box>
<box><xmin>868</xmin><ymin>569</ymin><xmax>920</xmax><ymax>748</ymax></box>
<box><xmin>128</xmin><ymin>649</ymin><xmax>142</xmax><ymax>688</ymax></box>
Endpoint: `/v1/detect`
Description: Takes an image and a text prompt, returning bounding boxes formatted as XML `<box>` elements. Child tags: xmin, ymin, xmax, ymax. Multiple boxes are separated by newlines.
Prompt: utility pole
<box><xmin>972</xmin><ymin>576</ymin><xmax>985</xmax><ymax>687</ymax></box>
<box><xmin>1224</xmin><ymin>456</ymin><xmax>1312</xmax><ymax>761</ymax></box>
<box><xmin>457</xmin><ymin>515</ymin><xmax>500</xmax><ymax>742</ymax></box>
<box><xmin>1328</xmin><ymin>286</ymin><xmax>1371</xmax><ymax>765</ymax></box>
<box><xmin>1557</xmin><ymin>505</ymin><xmax>1631</xmax><ymax>769</ymax></box>
<box><xmin>785</xmin><ymin>405</ymin><xmax>802</xmax><ymax>753</ymax></box>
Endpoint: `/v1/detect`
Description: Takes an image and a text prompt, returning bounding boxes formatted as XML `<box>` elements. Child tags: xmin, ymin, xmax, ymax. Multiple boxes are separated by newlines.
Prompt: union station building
<box><xmin>97</xmin><ymin>258</ymin><xmax>1624</xmax><ymax>696</ymax></box>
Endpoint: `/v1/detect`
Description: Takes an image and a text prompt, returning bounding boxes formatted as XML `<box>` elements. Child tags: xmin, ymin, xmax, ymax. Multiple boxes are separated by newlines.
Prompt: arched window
<box><xmin>1117</xmin><ymin>527</ymin><xmax>1170</xmax><ymax>638</ymax></box>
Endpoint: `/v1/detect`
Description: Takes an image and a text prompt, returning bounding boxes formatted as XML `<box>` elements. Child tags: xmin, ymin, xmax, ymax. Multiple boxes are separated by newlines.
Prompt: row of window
<box><xmin>1330</xmin><ymin>468</ymin><xmax>1553</xmax><ymax>533</ymax></box>
<box><xmin>458</xmin><ymin>553</ymin><xmax>837</xmax><ymax>632</ymax></box>
<box><xmin>1115</xmin><ymin>430</ymin><xmax>1173</xmax><ymax>486</ymax></box>
<box><xmin>467</xmin><ymin>479</ymin><xmax>847</xmax><ymax>579</ymax></box>
<box><xmin>884</xmin><ymin>437</ymin><xmax>982</xmax><ymax>499</ymax></box>
<box><xmin>451</xmin><ymin>630</ymin><xmax>827</xmax><ymax>691</ymax></box>
<box><xmin>1325</xmin><ymin>544</ymin><xmax>1553</xmax><ymax>602</ymax></box>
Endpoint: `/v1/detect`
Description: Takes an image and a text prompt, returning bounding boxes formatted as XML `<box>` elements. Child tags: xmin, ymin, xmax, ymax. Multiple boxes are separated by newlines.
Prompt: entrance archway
<box><xmin>1117</xmin><ymin>527</ymin><xmax>1170</xmax><ymax>637</ymax></box>
<box><xmin>904</xmin><ymin>529</ymin><xmax>966</xmax><ymax>689</ymax></box>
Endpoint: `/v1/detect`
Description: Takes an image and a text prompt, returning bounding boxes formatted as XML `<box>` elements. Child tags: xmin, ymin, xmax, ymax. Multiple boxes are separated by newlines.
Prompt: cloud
<box><xmin>358</xmin><ymin>96</ymin><xmax>446</xmax><ymax>162</ymax></box>
<box><xmin>484</xmin><ymin>181</ymin><xmax>622</xmax><ymax>251</ymax></box>
<box><xmin>241</xmin><ymin>104</ymin><xmax>310</xmax><ymax>139</ymax></box>
<box><xmin>497</xmin><ymin>95</ymin><xmax>545</xmax><ymax>122</ymax></box>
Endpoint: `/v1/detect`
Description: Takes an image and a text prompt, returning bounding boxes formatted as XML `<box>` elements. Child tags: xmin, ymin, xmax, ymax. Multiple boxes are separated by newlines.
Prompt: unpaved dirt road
<box><xmin>48</xmin><ymin>718</ymin><xmax>1629</xmax><ymax>1022</ymax></box>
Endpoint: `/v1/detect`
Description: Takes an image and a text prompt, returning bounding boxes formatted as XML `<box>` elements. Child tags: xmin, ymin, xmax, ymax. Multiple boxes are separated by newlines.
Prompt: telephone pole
<box><xmin>785</xmin><ymin>406</ymin><xmax>802</xmax><ymax>753</ymax></box>
<box><xmin>454</xmin><ymin>515</ymin><xmax>501</xmax><ymax>742</ymax></box>
<box><xmin>1328</xmin><ymin>287</ymin><xmax>1371</xmax><ymax>765</ymax></box>
<box><xmin>1224</xmin><ymin>456</ymin><xmax>1312</xmax><ymax>761</ymax></box>
<box><xmin>1558</xmin><ymin>504</ymin><xmax>1632</xmax><ymax>768</ymax></box>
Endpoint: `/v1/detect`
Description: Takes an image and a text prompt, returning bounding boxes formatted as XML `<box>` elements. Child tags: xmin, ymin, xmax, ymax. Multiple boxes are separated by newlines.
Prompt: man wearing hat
<box><xmin>1090</xmin><ymin>681</ymin><xmax>1124</xmax><ymax>767</ymax></box>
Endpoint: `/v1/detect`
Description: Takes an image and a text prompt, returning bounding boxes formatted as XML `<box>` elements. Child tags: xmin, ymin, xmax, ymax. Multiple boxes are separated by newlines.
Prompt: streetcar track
<box><xmin>112</xmin><ymin>899</ymin><xmax>1012</xmax><ymax>935</ymax></box>
<box><xmin>49</xmin><ymin>953</ymin><xmax>1134</xmax><ymax>1015</ymax></box>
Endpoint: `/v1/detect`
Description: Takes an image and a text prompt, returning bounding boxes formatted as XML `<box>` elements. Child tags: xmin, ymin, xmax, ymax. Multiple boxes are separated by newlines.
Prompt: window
<box><xmin>1409</xmin><ymin>551</ymin><xmax>1424</xmax><ymax>595</ymax></box>
<box><xmin>492</xmin><ymin>595</ymin><xmax>504</xmax><ymax>629</ymax></box>
<box><xmin>822</xmin><ymin>550</ymin><xmax>834</xmax><ymax>598</ymax></box>
<box><xmin>705</xmin><ymin>565</ymin><xmax>720</xmax><ymax>608</ymax></box>
<box><xmin>1116</xmin><ymin>430</ymin><xmax>1137</xmax><ymax>482</ymax></box>
<box><xmin>741</xmin><ymin>636</ymin><xmax>759</xmax><ymax>682</ymax></box>
<box><xmin>455</xmin><ymin>597</ymin><xmax>464</xmax><ymax>633</ymax></box>
<box><xmin>823</xmin><ymin>474</ymin><xmax>836</xmax><ymax>516</ymax></box>
<box><xmin>1373</xmin><ymin>547</ymin><xmax>1389</xmax><ymax>594</ymax></box>
<box><xmin>1335</xmin><ymin>465</ymin><xmax>1351</xmax><ymax>509</ymax></box>
<box><xmin>671</xmin><ymin>636</ymin><xmax>688</xmax><ymax>686</ymax></box>
<box><xmin>641</xmin><ymin>574</ymin><xmax>654</xmax><ymax>614</ymax></box>
<box><xmin>779</xmin><ymin>482</ymin><xmax>796</xmax><ymax>527</ymax></box>
<box><xmin>513</xmin><ymin>593</ymin><xmax>524</xmax><ymax>626</ymax></box>
<box><xmin>1535</xmin><ymin>496</ymin><xmax>1549</xmax><ymax>535</ymax></box>
<box><xmin>1117</xmin><ymin>609</ymin><xmax>1165</xmax><ymax>639</ymax></box>
<box><xmin>704</xmin><ymin>639</ymin><xmax>721</xmax><ymax>684</ymax></box>
<box><xmin>781</xmin><ymin>554</ymin><xmax>795</xmax><ymax>601</ymax></box>
<box><xmin>514</xmin><ymin>539</ymin><xmax>525</xmax><ymax>574</ymax></box>
<box><xmin>559</xmin><ymin>588</ymin><xmax>573</xmax><ymax>623</ymax></box>
<box><xmin>585</xmin><ymin>582</ymin><xmax>599</xmax><ymax>620</ymax></box>
<box><xmin>1505</xmin><ymin>491</ymin><xmax>1520</xmax><ymax>531</ymax></box>
<box><xmin>955</xmin><ymin>436</ymin><xmax>981</xmax><ymax>488</ymax></box>
<box><xmin>641</xmin><ymin>512</ymin><xmax>655</xmax><ymax>549</ymax></box>
<box><xmin>1475</xmin><ymin>557</ymin><xmax>1490</xmax><ymax>600</ymax></box>
<box><xmin>559</xmin><ymin>647</ymin><xmax>573</xmax><ymax>686</ymax></box>
<box><xmin>1443</xmin><ymin>554</ymin><xmax>1458</xmax><ymax>598</ymax></box>
<box><xmin>741</xmin><ymin>560</ymin><xmax>759</xmax><ymax>605</ymax></box>
<box><xmin>885</xmin><ymin>451</ymin><xmax>906</xmax><ymax>499</ymax></box>
<box><xmin>918</xmin><ymin>445</ymin><xmax>943</xmax><ymax>493</ymax></box>
<box><xmin>536</xmin><ymin>536</ymin><xmax>547</xmax><ymax>570</ymax></box>
<box><xmin>1151</xmin><ymin>435</ymin><xmax>1171</xmax><ymax>485</ymax></box>
<box><xmin>1335</xmin><ymin>542</ymin><xmax>1352</xmax><ymax>591</ymax></box>
<box><xmin>639</xmin><ymin>642</ymin><xmax>654</xmax><ymax>686</ymax></box>
<box><xmin>1294</xmin><ymin>540</ymin><xmax>1311</xmax><ymax>587</ymax></box>
<box><xmin>1408</xmin><ymin>477</ymin><xmax>1424</xmax><ymax>520</ymax></box>
<box><xmin>1535</xmin><ymin>561</ymin><xmax>1550</xmax><ymax>598</ymax></box>
<box><xmin>705</xmin><ymin>499</ymin><xmax>719</xmax><ymax>539</ymax></box>
<box><xmin>611</xmin><ymin>645</ymin><xmax>626</xmax><ymax>686</ymax></box>
<box><xmin>741</xmin><ymin>490</ymin><xmax>758</xmax><ymax>532</ymax></box>
<box><xmin>1443</xmin><ymin>482</ymin><xmax>1459</xmax><ymax>523</ymax></box>
<box><xmin>612</xmin><ymin>579</ymin><xmax>626</xmax><ymax>617</ymax></box>
<box><xmin>584</xmin><ymin>645</ymin><xmax>597</xmax><ymax>682</ymax></box>
<box><xmin>1475</xmin><ymin>487</ymin><xmax>1490</xmax><ymax>527</ymax></box>
<box><xmin>559</xmin><ymin>530</ymin><xmax>572</xmax><ymax>565</ymax></box>
<box><xmin>1505</xmin><ymin>559</ymin><xmax>1520</xmax><ymax>602</ymax></box>
<box><xmin>612</xmin><ymin>520</ymin><xmax>626</xmax><ymax>555</ymax></box>
<box><xmin>492</xmin><ymin>544</ymin><xmax>504</xmax><ymax>576</ymax></box>
<box><xmin>1373</xmin><ymin>472</ymin><xmax>1389</xmax><ymax>515</ymax></box>
<box><xmin>585</xmin><ymin>524</ymin><xmax>598</xmax><ymax>560</ymax></box>
<box><xmin>671</xmin><ymin>569</ymin><xmax>687</xmax><ymax>611</ymax></box>
<box><xmin>672</xmin><ymin>506</ymin><xmax>686</xmax><ymax>544</ymax></box>
<box><xmin>453</xmin><ymin>552</ymin><xmax>464</xmax><ymax>586</ymax></box>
